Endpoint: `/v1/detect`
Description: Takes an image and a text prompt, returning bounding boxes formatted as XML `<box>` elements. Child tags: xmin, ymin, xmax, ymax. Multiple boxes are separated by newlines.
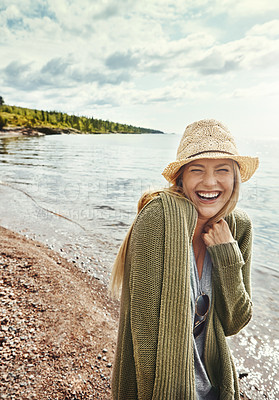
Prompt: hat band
<box><xmin>185</xmin><ymin>150</ymin><xmax>234</xmax><ymax>160</ymax></box>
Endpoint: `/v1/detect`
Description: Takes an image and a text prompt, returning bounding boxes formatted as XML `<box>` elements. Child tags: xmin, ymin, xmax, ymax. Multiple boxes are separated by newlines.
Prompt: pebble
<box><xmin>1</xmin><ymin>325</ymin><xmax>9</xmax><ymax>331</ymax></box>
<box><xmin>1</xmin><ymin>316</ymin><xmax>9</xmax><ymax>324</ymax></box>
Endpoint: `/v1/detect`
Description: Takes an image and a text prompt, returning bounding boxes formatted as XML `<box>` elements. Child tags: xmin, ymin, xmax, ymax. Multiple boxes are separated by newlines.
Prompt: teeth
<box><xmin>197</xmin><ymin>192</ymin><xmax>220</xmax><ymax>199</ymax></box>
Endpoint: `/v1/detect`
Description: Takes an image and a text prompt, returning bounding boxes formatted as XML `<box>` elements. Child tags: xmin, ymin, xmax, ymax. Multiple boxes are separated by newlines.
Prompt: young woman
<box><xmin>110</xmin><ymin>119</ymin><xmax>259</xmax><ymax>400</ymax></box>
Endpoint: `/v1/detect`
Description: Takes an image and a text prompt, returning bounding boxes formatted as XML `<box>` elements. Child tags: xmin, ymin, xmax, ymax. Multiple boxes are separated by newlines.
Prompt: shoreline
<box><xmin>0</xmin><ymin>126</ymin><xmax>165</xmax><ymax>137</ymax></box>
<box><xmin>0</xmin><ymin>126</ymin><xmax>79</xmax><ymax>137</ymax></box>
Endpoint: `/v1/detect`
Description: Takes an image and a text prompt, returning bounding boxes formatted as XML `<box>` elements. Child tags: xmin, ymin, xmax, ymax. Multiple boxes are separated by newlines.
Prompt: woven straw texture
<box><xmin>162</xmin><ymin>119</ymin><xmax>259</xmax><ymax>183</ymax></box>
<box><xmin>112</xmin><ymin>191</ymin><xmax>253</xmax><ymax>399</ymax></box>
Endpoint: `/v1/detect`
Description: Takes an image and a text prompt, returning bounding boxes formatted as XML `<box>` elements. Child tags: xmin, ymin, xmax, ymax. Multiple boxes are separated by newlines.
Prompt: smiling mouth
<box><xmin>196</xmin><ymin>191</ymin><xmax>221</xmax><ymax>200</ymax></box>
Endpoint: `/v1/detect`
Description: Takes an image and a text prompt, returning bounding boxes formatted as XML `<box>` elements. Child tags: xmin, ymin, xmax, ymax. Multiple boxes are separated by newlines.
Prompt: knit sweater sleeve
<box><xmin>207</xmin><ymin>210</ymin><xmax>253</xmax><ymax>336</ymax></box>
<box><xmin>128</xmin><ymin>198</ymin><xmax>164</xmax><ymax>400</ymax></box>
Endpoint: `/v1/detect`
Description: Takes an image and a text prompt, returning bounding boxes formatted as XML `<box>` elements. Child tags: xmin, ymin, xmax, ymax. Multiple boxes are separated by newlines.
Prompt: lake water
<box><xmin>0</xmin><ymin>133</ymin><xmax>278</xmax><ymax>398</ymax></box>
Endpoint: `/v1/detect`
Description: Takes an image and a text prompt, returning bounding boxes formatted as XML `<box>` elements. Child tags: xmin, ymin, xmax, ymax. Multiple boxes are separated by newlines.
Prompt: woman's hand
<box><xmin>202</xmin><ymin>219</ymin><xmax>234</xmax><ymax>247</ymax></box>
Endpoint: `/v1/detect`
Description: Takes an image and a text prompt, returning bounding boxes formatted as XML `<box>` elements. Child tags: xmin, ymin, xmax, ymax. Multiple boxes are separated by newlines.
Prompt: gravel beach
<box><xmin>0</xmin><ymin>225</ymin><xmax>119</xmax><ymax>399</ymax></box>
<box><xmin>0</xmin><ymin>225</ymin><xmax>259</xmax><ymax>399</ymax></box>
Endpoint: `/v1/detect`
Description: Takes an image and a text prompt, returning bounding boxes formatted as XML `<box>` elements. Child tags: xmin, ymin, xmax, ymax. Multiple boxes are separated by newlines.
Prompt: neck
<box><xmin>192</xmin><ymin>218</ymin><xmax>208</xmax><ymax>279</ymax></box>
<box><xmin>193</xmin><ymin>217</ymin><xmax>207</xmax><ymax>242</ymax></box>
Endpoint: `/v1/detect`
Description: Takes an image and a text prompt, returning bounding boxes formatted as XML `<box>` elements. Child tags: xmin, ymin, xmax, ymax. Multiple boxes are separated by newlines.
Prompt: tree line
<box><xmin>0</xmin><ymin>98</ymin><xmax>163</xmax><ymax>134</ymax></box>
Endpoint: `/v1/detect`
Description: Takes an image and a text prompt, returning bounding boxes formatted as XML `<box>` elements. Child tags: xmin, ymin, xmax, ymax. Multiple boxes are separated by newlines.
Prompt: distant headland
<box><xmin>0</xmin><ymin>97</ymin><xmax>164</xmax><ymax>136</ymax></box>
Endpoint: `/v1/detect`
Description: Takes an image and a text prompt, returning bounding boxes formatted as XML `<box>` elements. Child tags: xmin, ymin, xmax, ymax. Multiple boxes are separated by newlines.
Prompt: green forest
<box><xmin>0</xmin><ymin>97</ymin><xmax>163</xmax><ymax>134</ymax></box>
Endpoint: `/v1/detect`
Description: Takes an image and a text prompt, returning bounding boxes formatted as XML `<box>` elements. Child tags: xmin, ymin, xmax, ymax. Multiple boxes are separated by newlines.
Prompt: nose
<box><xmin>202</xmin><ymin>171</ymin><xmax>217</xmax><ymax>187</ymax></box>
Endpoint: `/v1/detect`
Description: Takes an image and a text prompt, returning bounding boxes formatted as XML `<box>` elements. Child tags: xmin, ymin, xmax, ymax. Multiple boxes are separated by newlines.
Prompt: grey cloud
<box><xmin>198</xmin><ymin>60</ymin><xmax>239</xmax><ymax>75</ymax></box>
<box><xmin>191</xmin><ymin>50</ymin><xmax>240</xmax><ymax>75</ymax></box>
<box><xmin>106</xmin><ymin>51</ymin><xmax>139</xmax><ymax>70</ymax></box>
<box><xmin>2</xmin><ymin>58</ymin><xmax>74</xmax><ymax>91</ymax></box>
<box><xmin>85</xmin><ymin>97</ymin><xmax>118</xmax><ymax>107</ymax></box>
<box><xmin>6</xmin><ymin>16</ymin><xmax>24</xmax><ymax>30</ymax></box>
<box><xmin>105</xmin><ymin>49</ymin><xmax>170</xmax><ymax>75</ymax></box>
<box><xmin>41</xmin><ymin>57</ymin><xmax>71</xmax><ymax>75</ymax></box>
<box><xmin>2</xmin><ymin>61</ymin><xmax>44</xmax><ymax>91</ymax></box>
<box><xmin>4</xmin><ymin>61</ymin><xmax>31</xmax><ymax>78</ymax></box>
<box><xmin>33</xmin><ymin>2</ymin><xmax>57</xmax><ymax>20</ymax></box>
<box><xmin>146</xmin><ymin>63</ymin><xmax>166</xmax><ymax>73</ymax></box>
<box><xmin>93</xmin><ymin>0</ymin><xmax>135</xmax><ymax>20</ymax></box>
<box><xmin>71</xmin><ymin>68</ymin><xmax>131</xmax><ymax>86</ymax></box>
<box><xmin>1</xmin><ymin>58</ymin><xmax>131</xmax><ymax>92</ymax></box>
<box><xmin>94</xmin><ymin>4</ymin><xmax>120</xmax><ymax>20</ymax></box>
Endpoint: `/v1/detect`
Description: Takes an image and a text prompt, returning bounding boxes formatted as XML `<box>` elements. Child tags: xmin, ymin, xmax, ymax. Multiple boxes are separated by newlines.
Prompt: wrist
<box><xmin>207</xmin><ymin>241</ymin><xmax>244</xmax><ymax>268</ymax></box>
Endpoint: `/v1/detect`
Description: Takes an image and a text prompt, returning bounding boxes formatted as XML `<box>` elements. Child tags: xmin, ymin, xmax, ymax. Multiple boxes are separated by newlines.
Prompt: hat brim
<box><xmin>162</xmin><ymin>152</ymin><xmax>259</xmax><ymax>183</ymax></box>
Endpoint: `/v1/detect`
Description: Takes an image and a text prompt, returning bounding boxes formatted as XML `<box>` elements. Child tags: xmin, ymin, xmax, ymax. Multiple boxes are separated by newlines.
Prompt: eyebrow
<box><xmin>189</xmin><ymin>163</ymin><xmax>232</xmax><ymax>168</ymax></box>
<box><xmin>189</xmin><ymin>164</ymin><xmax>205</xmax><ymax>168</ymax></box>
<box><xmin>215</xmin><ymin>163</ymin><xmax>232</xmax><ymax>168</ymax></box>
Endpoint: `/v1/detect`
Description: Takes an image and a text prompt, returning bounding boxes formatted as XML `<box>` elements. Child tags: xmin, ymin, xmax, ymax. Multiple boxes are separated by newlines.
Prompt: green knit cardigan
<box><xmin>112</xmin><ymin>192</ymin><xmax>253</xmax><ymax>400</ymax></box>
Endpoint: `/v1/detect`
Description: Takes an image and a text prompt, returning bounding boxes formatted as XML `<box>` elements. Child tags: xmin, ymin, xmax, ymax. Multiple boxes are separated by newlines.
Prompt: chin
<box><xmin>197</xmin><ymin>208</ymin><xmax>221</xmax><ymax>221</ymax></box>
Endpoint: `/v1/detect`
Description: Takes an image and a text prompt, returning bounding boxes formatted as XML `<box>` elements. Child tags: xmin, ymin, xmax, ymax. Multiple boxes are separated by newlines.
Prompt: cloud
<box><xmin>0</xmin><ymin>4</ymin><xmax>24</xmax><ymax>30</ymax></box>
<box><xmin>247</xmin><ymin>19</ymin><xmax>279</xmax><ymax>37</ymax></box>
<box><xmin>185</xmin><ymin>22</ymin><xmax>279</xmax><ymax>76</ymax></box>
<box><xmin>93</xmin><ymin>3</ymin><xmax>120</xmax><ymax>20</ymax></box>
<box><xmin>71</xmin><ymin>68</ymin><xmax>131</xmax><ymax>86</ymax></box>
<box><xmin>0</xmin><ymin>56</ymin><xmax>131</xmax><ymax>92</ymax></box>
<box><xmin>106</xmin><ymin>51</ymin><xmax>140</xmax><ymax>70</ymax></box>
<box><xmin>41</xmin><ymin>57</ymin><xmax>71</xmax><ymax>76</ymax></box>
<box><xmin>191</xmin><ymin>49</ymin><xmax>240</xmax><ymax>75</ymax></box>
<box><xmin>136</xmin><ymin>82</ymin><xmax>211</xmax><ymax>104</ymax></box>
<box><xmin>4</xmin><ymin>60</ymin><xmax>30</xmax><ymax>78</ymax></box>
<box><xmin>2</xmin><ymin>4</ymin><xmax>22</xmax><ymax>20</ymax></box>
<box><xmin>2</xmin><ymin>59</ymin><xmax>70</xmax><ymax>91</ymax></box>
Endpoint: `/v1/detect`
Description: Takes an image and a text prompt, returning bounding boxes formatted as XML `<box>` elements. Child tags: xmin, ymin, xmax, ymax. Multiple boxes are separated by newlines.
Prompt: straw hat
<box><xmin>162</xmin><ymin>119</ymin><xmax>259</xmax><ymax>183</ymax></box>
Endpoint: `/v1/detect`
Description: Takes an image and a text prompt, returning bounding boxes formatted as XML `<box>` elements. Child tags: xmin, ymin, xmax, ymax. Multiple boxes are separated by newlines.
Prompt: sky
<box><xmin>0</xmin><ymin>0</ymin><xmax>279</xmax><ymax>138</ymax></box>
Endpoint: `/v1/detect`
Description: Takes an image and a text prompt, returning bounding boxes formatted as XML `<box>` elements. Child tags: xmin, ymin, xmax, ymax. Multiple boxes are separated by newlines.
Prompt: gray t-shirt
<box><xmin>191</xmin><ymin>247</ymin><xmax>219</xmax><ymax>400</ymax></box>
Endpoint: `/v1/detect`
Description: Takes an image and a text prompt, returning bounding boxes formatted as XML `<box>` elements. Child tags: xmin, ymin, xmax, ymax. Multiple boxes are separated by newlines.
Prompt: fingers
<box><xmin>202</xmin><ymin>219</ymin><xmax>234</xmax><ymax>247</ymax></box>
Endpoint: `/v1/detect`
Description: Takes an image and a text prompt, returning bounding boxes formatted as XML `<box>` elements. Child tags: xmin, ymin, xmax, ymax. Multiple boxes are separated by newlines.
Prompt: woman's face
<box><xmin>182</xmin><ymin>158</ymin><xmax>234</xmax><ymax>222</ymax></box>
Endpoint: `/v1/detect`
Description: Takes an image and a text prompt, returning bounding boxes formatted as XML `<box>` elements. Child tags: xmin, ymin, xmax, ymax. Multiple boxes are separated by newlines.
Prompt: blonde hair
<box><xmin>109</xmin><ymin>161</ymin><xmax>241</xmax><ymax>297</ymax></box>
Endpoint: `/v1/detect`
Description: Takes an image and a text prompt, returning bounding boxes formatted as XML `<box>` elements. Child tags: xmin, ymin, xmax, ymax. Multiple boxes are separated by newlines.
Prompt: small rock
<box><xmin>1</xmin><ymin>325</ymin><xmax>9</xmax><ymax>331</ymax></box>
<box><xmin>102</xmin><ymin>348</ymin><xmax>108</xmax><ymax>353</ymax></box>
<box><xmin>1</xmin><ymin>316</ymin><xmax>9</xmax><ymax>325</ymax></box>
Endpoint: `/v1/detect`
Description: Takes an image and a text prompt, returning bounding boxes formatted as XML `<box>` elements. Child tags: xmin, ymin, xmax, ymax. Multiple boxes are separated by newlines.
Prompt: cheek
<box><xmin>182</xmin><ymin>176</ymin><xmax>195</xmax><ymax>198</ymax></box>
<box><xmin>182</xmin><ymin>181</ymin><xmax>190</xmax><ymax>198</ymax></box>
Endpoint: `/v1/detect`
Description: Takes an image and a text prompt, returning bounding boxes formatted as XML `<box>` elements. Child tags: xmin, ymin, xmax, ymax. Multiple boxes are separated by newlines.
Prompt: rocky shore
<box><xmin>0</xmin><ymin>225</ymin><xmax>259</xmax><ymax>399</ymax></box>
<box><xmin>0</xmin><ymin>126</ymin><xmax>81</xmax><ymax>137</ymax></box>
<box><xmin>0</xmin><ymin>226</ymin><xmax>119</xmax><ymax>399</ymax></box>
